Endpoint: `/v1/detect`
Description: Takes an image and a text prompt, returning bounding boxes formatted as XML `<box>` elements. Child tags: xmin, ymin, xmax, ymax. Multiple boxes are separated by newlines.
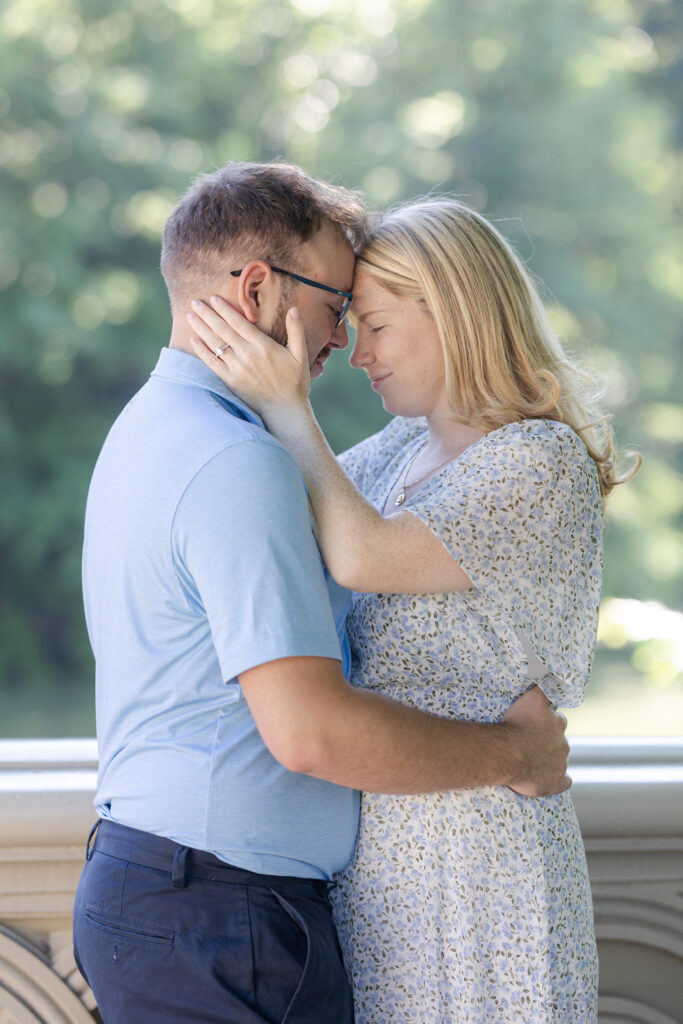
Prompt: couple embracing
<box><xmin>74</xmin><ymin>160</ymin><xmax>625</xmax><ymax>1023</ymax></box>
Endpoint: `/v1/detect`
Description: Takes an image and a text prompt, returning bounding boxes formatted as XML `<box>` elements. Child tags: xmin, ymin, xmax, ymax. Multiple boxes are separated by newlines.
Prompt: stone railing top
<box><xmin>568</xmin><ymin>736</ymin><xmax>683</xmax><ymax>766</ymax></box>
<box><xmin>0</xmin><ymin>737</ymin><xmax>682</xmax><ymax>844</ymax></box>
<box><xmin>2</xmin><ymin>736</ymin><xmax>682</xmax><ymax>770</ymax></box>
<box><xmin>0</xmin><ymin>739</ymin><xmax>98</xmax><ymax>771</ymax></box>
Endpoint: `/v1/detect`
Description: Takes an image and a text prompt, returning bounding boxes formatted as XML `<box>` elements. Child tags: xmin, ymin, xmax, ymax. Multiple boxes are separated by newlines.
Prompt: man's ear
<box><xmin>231</xmin><ymin>261</ymin><xmax>280</xmax><ymax>325</ymax></box>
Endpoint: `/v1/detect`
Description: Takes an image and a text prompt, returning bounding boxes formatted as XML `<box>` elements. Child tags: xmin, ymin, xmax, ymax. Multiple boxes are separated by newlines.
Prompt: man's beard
<box><xmin>269</xmin><ymin>297</ymin><xmax>289</xmax><ymax>348</ymax></box>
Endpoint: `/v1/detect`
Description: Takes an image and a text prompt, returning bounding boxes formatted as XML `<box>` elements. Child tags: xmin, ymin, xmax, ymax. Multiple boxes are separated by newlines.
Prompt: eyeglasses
<box><xmin>230</xmin><ymin>265</ymin><xmax>353</xmax><ymax>328</ymax></box>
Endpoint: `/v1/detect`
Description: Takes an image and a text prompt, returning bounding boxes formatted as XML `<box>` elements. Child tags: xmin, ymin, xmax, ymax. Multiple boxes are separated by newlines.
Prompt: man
<box><xmin>74</xmin><ymin>161</ymin><xmax>570</xmax><ymax>1023</ymax></box>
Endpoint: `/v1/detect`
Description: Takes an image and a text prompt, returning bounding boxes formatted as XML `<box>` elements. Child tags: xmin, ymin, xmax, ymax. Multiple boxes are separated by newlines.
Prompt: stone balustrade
<box><xmin>0</xmin><ymin>737</ymin><xmax>682</xmax><ymax>1023</ymax></box>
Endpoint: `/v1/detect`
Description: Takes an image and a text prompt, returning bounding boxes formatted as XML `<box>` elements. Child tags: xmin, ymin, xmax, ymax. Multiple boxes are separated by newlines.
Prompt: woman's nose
<box><xmin>349</xmin><ymin>334</ymin><xmax>373</xmax><ymax>368</ymax></box>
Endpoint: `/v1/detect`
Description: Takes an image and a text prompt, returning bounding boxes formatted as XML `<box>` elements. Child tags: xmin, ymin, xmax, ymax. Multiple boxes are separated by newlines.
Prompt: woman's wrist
<box><xmin>261</xmin><ymin>398</ymin><xmax>315</xmax><ymax>441</ymax></box>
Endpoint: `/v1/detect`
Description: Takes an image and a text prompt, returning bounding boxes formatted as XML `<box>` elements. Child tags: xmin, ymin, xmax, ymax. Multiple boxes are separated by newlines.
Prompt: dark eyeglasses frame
<box><xmin>230</xmin><ymin>266</ymin><xmax>353</xmax><ymax>328</ymax></box>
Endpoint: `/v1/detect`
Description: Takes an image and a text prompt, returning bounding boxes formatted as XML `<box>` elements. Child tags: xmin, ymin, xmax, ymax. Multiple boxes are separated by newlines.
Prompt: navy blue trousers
<box><xmin>73</xmin><ymin>820</ymin><xmax>354</xmax><ymax>1024</ymax></box>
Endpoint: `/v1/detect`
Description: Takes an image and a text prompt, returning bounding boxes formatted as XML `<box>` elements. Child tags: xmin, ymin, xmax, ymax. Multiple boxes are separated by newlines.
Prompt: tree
<box><xmin>0</xmin><ymin>0</ymin><xmax>680</xmax><ymax>734</ymax></box>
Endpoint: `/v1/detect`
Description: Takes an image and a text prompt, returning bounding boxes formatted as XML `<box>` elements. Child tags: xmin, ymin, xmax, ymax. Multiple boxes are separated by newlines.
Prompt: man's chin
<box><xmin>310</xmin><ymin>356</ymin><xmax>327</xmax><ymax>379</ymax></box>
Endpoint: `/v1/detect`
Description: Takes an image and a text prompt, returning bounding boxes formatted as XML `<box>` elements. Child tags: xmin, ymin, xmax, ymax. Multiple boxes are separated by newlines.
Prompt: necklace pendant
<box><xmin>394</xmin><ymin>489</ymin><xmax>406</xmax><ymax>506</ymax></box>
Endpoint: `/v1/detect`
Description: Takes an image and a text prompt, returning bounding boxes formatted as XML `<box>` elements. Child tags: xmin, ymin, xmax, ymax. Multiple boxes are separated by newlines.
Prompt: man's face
<box><xmin>269</xmin><ymin>223</ymin><xmax>356</xmax><ymax>379</ymax></box>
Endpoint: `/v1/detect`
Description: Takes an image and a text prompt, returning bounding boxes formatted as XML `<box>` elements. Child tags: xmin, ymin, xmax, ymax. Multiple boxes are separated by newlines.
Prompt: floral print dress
<box><xmin>331</xmin><ymin>416</ymin><xmax>601</xmax><ymax>1024</ymax></box>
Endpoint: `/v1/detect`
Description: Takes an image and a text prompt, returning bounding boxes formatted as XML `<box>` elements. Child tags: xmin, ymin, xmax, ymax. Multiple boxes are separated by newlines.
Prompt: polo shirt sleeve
<box><xmin>172</xmin><ymin>437</ymin><xmax>342</xmax><ymax>683</ymax></box>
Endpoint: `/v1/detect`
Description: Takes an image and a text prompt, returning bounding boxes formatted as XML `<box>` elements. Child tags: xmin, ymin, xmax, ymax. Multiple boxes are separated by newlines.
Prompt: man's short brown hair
<box><xmin>161</xmin><ymin>161</ymin><xmax>368</xmax><ymax>309</ymax></box>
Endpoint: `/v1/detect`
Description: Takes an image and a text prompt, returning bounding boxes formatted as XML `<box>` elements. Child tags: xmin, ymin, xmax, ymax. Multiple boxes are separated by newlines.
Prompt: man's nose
<box><xmin>329</xmin><ymin>320</ymin><xmax>349</xmax><ymax>350</ymax></box>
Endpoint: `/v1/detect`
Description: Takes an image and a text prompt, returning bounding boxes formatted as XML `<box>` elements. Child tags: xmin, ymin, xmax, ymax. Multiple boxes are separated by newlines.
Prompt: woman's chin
<box><xmin>380</xmin><ymin>396</ymin><xmax>428</xmax><ymax>419</ymax></box>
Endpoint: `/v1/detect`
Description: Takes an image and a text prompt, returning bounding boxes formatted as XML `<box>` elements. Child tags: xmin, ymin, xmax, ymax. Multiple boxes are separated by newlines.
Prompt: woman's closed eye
<box><xmin>370</xmin><ymin>325</ymin><xmax>385</xmax><ymax>335</ymax></box>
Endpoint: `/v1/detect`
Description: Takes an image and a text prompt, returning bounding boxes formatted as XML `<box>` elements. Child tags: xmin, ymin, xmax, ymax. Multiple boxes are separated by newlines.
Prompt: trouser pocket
<box><xmin>269</xmin><ymin>890</ymin><xmax>354</xmax><ymax>1024</ymax></box>
<box><xmin>83</xmin><ymin>907</ymin><xmax>175</xmax><ymax>947</ymax></box>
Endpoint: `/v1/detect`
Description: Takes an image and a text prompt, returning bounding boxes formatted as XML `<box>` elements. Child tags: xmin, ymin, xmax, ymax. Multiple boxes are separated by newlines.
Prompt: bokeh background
<box><xmin>1</xmin><ymin>0</ymin><xmax>681</xmax><ymax>737</ymax></box>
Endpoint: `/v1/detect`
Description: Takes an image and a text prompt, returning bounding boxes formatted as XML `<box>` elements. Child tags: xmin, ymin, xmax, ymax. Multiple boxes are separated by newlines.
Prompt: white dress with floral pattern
<box><xmin>331</xmin><ymin>416</ymin><xmax>601</xmax><ymax>1024</ymax></box>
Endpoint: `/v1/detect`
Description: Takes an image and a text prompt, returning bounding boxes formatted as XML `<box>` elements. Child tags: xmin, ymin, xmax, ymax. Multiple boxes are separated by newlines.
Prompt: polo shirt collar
<box><xmin>151</xmin><ymin>347</ymin><xmax>264</xmax><ymax>428</ymax></box>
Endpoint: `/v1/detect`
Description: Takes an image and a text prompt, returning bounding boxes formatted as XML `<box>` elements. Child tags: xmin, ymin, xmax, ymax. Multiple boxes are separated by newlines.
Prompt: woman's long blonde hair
<box><xmin>356</xmin><ymin>197</ymin><xmax>639</xmax><ymax>505</ymax></box>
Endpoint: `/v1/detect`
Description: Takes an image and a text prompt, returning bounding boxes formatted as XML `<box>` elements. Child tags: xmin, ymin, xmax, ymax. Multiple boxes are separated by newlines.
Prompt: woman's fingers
<box><xmin>188</xmin><ymin>296</ymin><xmax>290</xmax><ymax>359</ymax></box>
<box><xmin>188</xmin><ymin>302</ymin><xmax>248</xmax><ymax>349</ymax></box>
<box><xmin>190</xmin><ymin>334</ymin><xmax>232</xmax><ymax>372</ymax></box>
<box><xmin>188</xmin><ymin>298</ymin><xmax>310</xmax><ymax>411</ymax></box>
<box><xmin>207</xmin><ymin>295</ymin><xmax>279</xmax><ymax>348</ymax></box>
<box><xmin>285</xmin><ymin>307</ymin><xmax>308</xmax><ymax>366</ymax></box>
<box><xmin>187</xmin><ymin>313</ymin><xmax>235</xmax><ymax>358</ymax></box>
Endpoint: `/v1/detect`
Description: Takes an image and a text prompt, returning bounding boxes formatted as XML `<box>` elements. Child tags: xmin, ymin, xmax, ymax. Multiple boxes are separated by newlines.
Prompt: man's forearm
<box><xmin>241</xmin><ymin>656</ymin><xmax>568</xmax><ymax>798</ymax></box>
<box><xmin>290</xmin><ymin>686</ymin><xmax>521</xmax><ymax>794</ymax></box>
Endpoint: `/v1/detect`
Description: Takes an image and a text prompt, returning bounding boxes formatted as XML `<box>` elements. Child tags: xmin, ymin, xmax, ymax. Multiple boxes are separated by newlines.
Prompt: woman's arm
<box><xmin>188</xmin><ymin>298</ymin><xmax>472</xmax><ymax>594</ymax></box>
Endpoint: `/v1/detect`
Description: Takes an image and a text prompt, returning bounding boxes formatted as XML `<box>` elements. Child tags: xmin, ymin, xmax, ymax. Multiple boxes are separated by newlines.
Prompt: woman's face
<box><xmin>349</xmin><ymin>273</ymin><xmax>448</xmax><ymax>418</ymax></box>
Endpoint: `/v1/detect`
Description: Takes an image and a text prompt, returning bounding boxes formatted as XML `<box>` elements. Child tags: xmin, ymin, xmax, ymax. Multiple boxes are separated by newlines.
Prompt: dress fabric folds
<box><xmin>332</xmin><ymin>416</ymin><xmax>601</xmax><ymax>1024</ymax></box>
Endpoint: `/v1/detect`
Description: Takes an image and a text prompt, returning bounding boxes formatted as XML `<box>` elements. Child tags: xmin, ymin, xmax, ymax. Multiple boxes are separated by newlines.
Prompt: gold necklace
<box><xmin>394</xmin><ymin>443</ymin><xmax>459</xmax><ymax>506</ymax></box>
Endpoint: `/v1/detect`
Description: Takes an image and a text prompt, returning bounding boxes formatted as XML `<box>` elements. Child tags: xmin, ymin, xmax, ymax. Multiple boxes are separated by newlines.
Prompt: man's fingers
<box><xmin>510</xmin><ymin>773</ymin><xmax>572</xmax><ymax>798</ymax></box>
<box><xmin>541</xmin><ymin>774</ymin><xmax>572</xmax><ymax>796</ymax></box>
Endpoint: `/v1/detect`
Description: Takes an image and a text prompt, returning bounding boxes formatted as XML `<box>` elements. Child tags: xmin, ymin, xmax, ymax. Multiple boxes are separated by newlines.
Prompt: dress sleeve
<box><xmin>408</xmin><ymin>423</ymin><xmax>602</xmax><ymax>706</ymax></box>
<box><xmin>408</xmin><ymin>428</ymin><xmax>561</xmax><ymax>592</ymax></box>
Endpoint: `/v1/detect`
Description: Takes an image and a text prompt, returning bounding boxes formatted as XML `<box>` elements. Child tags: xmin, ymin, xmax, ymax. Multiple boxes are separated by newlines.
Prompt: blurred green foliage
<box><xmin>1</xmin><ymin>0</ymin><xmax>681</xmax><ymax>736</ymax></box>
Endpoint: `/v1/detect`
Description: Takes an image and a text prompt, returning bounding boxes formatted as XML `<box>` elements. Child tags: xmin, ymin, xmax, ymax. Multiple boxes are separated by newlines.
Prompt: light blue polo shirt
<box><xmin>83</xmin><ymin>347</ymin><xmax>359</xmax><ymax>879</ymax></box>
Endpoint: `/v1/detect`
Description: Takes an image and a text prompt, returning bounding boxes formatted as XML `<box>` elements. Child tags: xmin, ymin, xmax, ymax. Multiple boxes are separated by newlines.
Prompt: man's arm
<box><xmin>240</xmin><ymin>656</ymin><xmax>569</xmax><ymax>797</ymax></box>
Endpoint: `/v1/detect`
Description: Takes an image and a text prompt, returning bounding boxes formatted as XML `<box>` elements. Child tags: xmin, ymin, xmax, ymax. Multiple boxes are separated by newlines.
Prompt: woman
<box><xmin>189</xmin><ymin>198</ymin><xmax>635</xmax><ymax>1023</ymax></box>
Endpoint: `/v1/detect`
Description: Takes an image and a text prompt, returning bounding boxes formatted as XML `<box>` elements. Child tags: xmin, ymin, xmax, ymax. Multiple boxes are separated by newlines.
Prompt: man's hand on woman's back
<box><xmin>501</xmin><ymin>685</ymin><xmax>571</xmax><ymax>797</ymax></box>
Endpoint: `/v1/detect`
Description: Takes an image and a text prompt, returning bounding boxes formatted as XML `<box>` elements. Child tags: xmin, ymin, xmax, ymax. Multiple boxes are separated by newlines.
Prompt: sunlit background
<box><xmin>1</xmin><ymin>0</ymin><xmax>681</xmax><ymax>737</ymax></box>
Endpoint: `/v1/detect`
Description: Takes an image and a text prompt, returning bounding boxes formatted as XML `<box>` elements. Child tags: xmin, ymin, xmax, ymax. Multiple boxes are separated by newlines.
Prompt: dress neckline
<box><xmin>379</xmin><ymin>417</ymin><xmax>566</xmax><ymax>515</ymax></box>
<box><xmin>380</xmin><ymin>422</ymin><xmax>510</xmax><ymax>515</ymax></box>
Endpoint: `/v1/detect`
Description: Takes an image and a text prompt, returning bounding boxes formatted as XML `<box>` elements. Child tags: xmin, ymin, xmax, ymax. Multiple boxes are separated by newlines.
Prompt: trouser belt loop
<box><xmin>85</xmin><ymin>819</ymin><xmax>101</xmax><ymax>861</ymax></box>
<box><xmin>171</xmin><ymin>845</ymin><xmax>189</xmax><ymax>888</ymax></box>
